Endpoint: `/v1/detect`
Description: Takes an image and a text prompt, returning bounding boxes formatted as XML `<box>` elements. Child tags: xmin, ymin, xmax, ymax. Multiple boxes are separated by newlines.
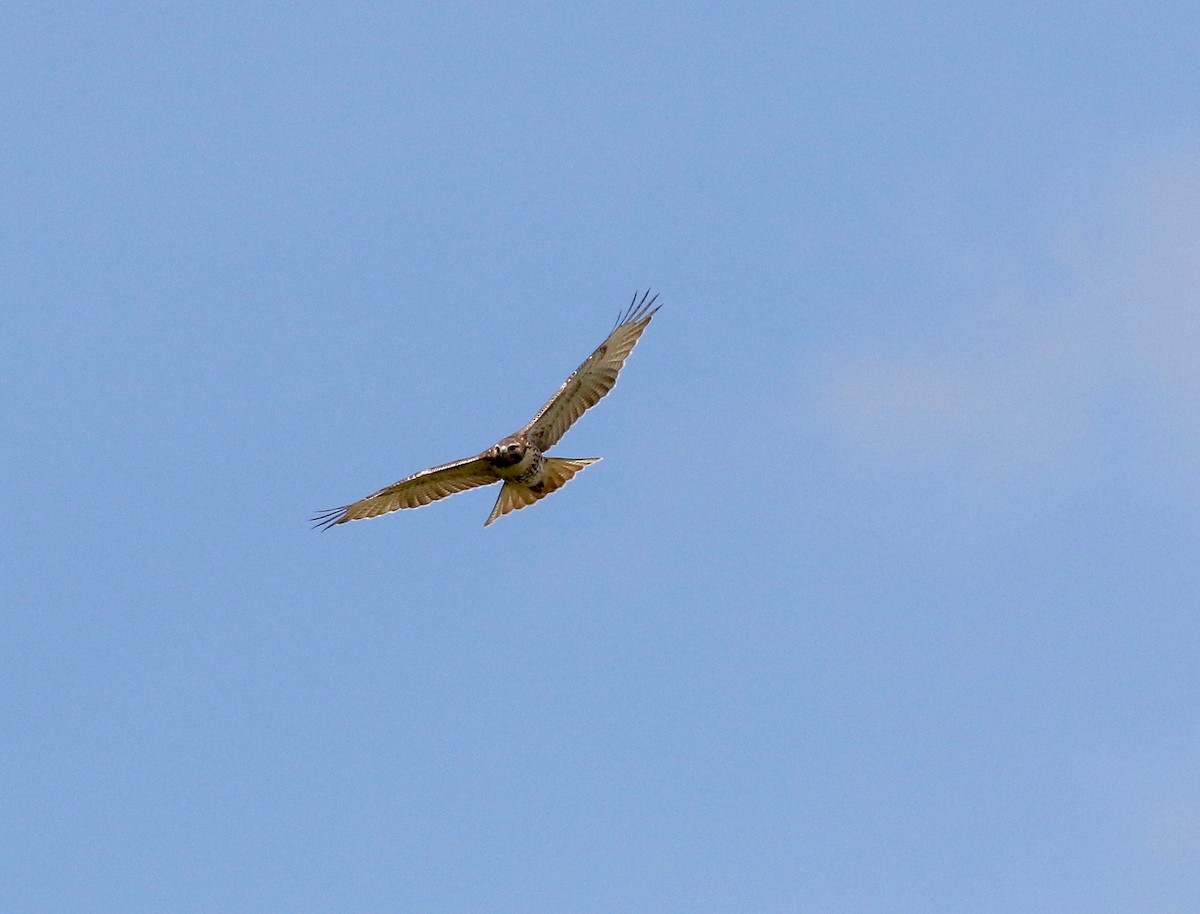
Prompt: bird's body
<box><xmin>488</xmin><ymin>432</ymin><xmax>542</xmax><ymax>483</ymax></box>
<box><xmin>313</xmin><ymin>291</ymin><xmax>660</xmax><ymax>529</ymax></box>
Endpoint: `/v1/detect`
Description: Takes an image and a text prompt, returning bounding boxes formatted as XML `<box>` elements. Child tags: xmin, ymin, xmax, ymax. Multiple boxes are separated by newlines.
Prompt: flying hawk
<box><xmin>313</xmin><ymin>290</ymin><xmax>661</xmax><ymax>529</ymax></box>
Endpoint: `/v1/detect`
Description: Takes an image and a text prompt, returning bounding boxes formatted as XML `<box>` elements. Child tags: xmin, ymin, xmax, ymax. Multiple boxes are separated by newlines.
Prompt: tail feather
<box><xmin>484</xmin><ymin>457</ymin><xmax>600</xmax><ymax>526</ymax></box>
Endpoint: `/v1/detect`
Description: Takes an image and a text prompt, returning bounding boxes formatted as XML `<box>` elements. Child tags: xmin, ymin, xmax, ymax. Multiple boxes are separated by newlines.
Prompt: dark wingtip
<box><xmin>613</xmin><ymin>289</ymin><xmax>661</xmax><ymax>330</ymax></box>
<box><xmin>310</xmin><ymin>507</ymin><xmax>348</xmax><ymax>530</ymax></box>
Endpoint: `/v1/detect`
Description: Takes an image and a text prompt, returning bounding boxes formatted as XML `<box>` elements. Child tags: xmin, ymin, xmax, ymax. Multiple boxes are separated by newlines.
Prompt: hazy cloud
<box><xmin>817</xmin><ymin>159</ymin><xmax>1200</xmax><ymax>476</ymax></box>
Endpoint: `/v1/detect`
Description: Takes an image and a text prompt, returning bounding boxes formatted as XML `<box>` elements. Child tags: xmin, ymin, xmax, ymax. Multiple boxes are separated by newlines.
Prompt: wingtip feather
<box><xmin>310</xmin><ymin>507</ymin><xmax>349</xmax><ymax>530</ymax></box>
<box><xmin>613</xmin><ymin>289</ymin><xmax>661</xmax><ymax>331</ymax></box>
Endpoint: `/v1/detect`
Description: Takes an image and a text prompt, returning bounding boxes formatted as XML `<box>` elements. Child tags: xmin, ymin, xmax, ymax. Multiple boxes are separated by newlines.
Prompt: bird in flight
<box><xmin>312</xmin><ymin>290</ymin><xmax>661</xmax><ymax>529</ymax></box>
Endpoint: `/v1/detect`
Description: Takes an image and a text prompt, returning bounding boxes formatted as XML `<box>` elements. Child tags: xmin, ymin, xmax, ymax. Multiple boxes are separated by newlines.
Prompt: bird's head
<box><xmin>489</xmin><ymin>438</ymin><xmax>526</xmax><ymax>467</ymax></box>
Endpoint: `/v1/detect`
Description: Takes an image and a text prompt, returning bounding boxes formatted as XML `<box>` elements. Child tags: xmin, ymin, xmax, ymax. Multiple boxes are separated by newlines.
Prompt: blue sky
<box><xmin>5</xmin><ymin>2</ymin><xmax>1200</xmax><ymax>911</ymax></box>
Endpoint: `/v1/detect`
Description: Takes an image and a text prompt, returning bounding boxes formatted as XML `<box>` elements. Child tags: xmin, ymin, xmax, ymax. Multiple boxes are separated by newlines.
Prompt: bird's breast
<box><xmin>496</xmin><ymin>447</ymin><xmax>544</xmax><ymax>485</ymax></box>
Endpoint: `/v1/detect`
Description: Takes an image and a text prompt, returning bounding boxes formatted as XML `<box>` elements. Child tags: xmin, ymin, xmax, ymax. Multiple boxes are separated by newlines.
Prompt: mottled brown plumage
<box><xmin>312</xmin><ymin>291</ymin><xmax>660</xmax><ymax>529</ymax></box>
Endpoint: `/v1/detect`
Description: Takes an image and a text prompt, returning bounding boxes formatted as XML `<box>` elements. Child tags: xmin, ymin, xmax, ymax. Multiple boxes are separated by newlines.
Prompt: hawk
<box><xmin>312</xmin><ymin>290</ymin><xmax>661</xmax><ymax>529</ymax></box>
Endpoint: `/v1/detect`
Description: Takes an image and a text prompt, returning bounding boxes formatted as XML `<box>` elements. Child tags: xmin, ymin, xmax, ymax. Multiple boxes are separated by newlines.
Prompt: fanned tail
<box><xmin>484</xmin><ymin>458</ymin><xmax>600</xmax><ymax>526</ymax></box>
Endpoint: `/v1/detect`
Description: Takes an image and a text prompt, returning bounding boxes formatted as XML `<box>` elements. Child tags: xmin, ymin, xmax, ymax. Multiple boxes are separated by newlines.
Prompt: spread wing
<box><xmin>312</xmin><ymin>455</ymin><xmax>499</xmax><ymax>529</ymax></box>
<box><xmin>522</xmin><ymin>290</ymin><xmax>661</xmax><ymax>451</ymax></box>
